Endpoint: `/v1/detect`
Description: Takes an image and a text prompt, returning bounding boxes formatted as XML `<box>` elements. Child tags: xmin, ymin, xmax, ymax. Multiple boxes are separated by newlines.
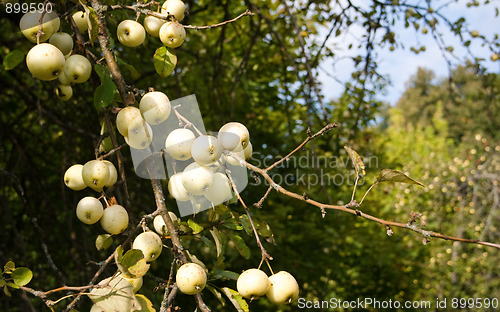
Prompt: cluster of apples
<box><xmin>236</xmin><ymin>268</ymin><xmax>299</xmax><ymax>305</ymax></box>
<box><xmin>20</xmin><ymin>10</ymin><xmax>93</xmax><ymax>102</ymax></box>
<box><xmin>165</xmin><ymin>122</ymin><xmax>253</xmax><ymax>205</ymax></box>
<box><xmin>116</xmin><ymin>0</ymin><xmax>187</xmax><ymax>49</ymax></box>
<box><xmin>64</xmin><ymin>160</ymin><xmax>129</xmax><ymax>235</ymax></box>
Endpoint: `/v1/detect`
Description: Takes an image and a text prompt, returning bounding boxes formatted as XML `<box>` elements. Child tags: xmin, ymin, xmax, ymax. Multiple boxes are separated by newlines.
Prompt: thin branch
<box><xmin>183</xmin><ymin>9</ymin><xmax>254</xmax><ymax>30</ymax></box>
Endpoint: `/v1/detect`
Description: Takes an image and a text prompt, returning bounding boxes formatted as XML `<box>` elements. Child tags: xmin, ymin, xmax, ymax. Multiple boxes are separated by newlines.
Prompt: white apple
<box><xmin>120</xmin><ymin>274</ymin><xmax>143</xmax><ymax>293</ymax></box>
<box><xmin>144</xmin><ymin>15</ymin><xmax>166</xmax><ymax>37</ymax></box>
<box><xmin>20</xmin><ymin>11</ymin><xmax>60</xmax><ymax>43</ymax></box>
<box><xmin>49</xmin><ymin>32</ymin><xmax>74</xmax><ymax>55</ymax></box>
<box><xmin>218</xmin><ymin>122</ymin><xmax>250</xmax><ymax>151</ymax></box>
<box><xmin>204</xmin><ymin>172</ymin><xmax>232</xmax><ymax>204</ymax></box>
<box><xmin>56</xmin><ymin>85</ymin><xmax>73</xmax><ymax>101</ymax></box>
<box><xmin>103</xmin><ymin>160</ymin><xmax>118</xmax><ymax>188</ymax></box>
<box><xmin>191</xmin><ymin>135</ymin><xmax>222</xmax><ymax>166</ymax></box>
<box><xmin>153</xmin><ymin>212</ymin><xmax>178</xmax><ymax>237</ymax></box>
<box><xmin>159</xmin><ymin>21</ymin><xmax>186</xmax><ymax>48</ymax></box>
<box><xmin>237</xmin><ymin>269</ymin><xmax>270</xmax><ymax>299</ymax></box>
<box><xmin>64</xmin><ymin>164</ymin><xmax>87</xmax><ymax>191</ymax></box>
<box><xmin>82</xmin><ymin>160</ymin><xmax>110</xmax><ymax>192</ymax></box>
<box><xmin>139</xmin><ymin>91</ymin><xmax>171</xmax><ymax>125</ymax></box>
<box><xmin>176</xmin><ymin>263</ymin><xmax>207</xmax><ymax>295</ymax></box>
<box><xmin>223</xmin><ymin>144</ymin><xmax>245</xmax><ymax>166</ymax></box>
<box><xmin>167</xmin><ymin>173</ymin><xmax>190</xmax><ymax>201</ymax></box>
<box><xmin>116</xmin><ymin>106</ymin><xmax>142</xmax><ymax>137</ymax></box>
<box><xmin>72</xmin><ymin>11</ymin><xmax>88</xmax><ymax>34</ymax></box>
<box><xmin>100</xmin><ymin>205</ymin><xmax>129</xmax><ymax>235</ymax></box>
<box><xmin>132</xmin><ymin>231</ymin><xmax>163</xmax><ymax>262</ymax></box>
<box><xmin>64</xmin><ymin>54</ymin><xmax>92</xmax><ymax>84</ymax></box>
<box><xmin>117</xmin><ymin>20</ymin><xmax>146</xmax><ymax>47</ymax></box>
<box><xmin>266</xmin><ymin>271</ymin><xmax>299</xmax><ymax>305</ymax></box>
<box><xmin>164</xmin><ymin>128</ymin><xmax>195</xmax><ymax>160</ymax></box>
<box><xmin>76</xmin><ymin>196</ymin><xmax>104</xmax><ymax>224</ymax></box>
<box><xmin>125</xmin><ymin>119</ymin><xmax>153</xmax><ymax>150</ymax></box>
<box><xmin>26</xmin><ymin>43</ymin><xmax>65</xmax><ymax>81</ymax></box>
<box><xmin>161</xmin><ymin>0</ymin><xmax>186</xmax><ymax>21</ymax></box>
<box><xmin>181</xmin><ymin>162</ymin><xmax>214</xmax><ymax>195</ymax></box>
<box><xmin>244</xmin><ymin>141</ymin><xmax>253</xmax><ymax>160</ymax></box>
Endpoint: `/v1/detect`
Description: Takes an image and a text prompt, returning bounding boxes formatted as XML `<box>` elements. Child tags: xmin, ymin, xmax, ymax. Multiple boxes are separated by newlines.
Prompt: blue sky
<box><xmin>316</xmin><ymin>0</ymin><xmax>500</xmax><ymax>105</ymax></box>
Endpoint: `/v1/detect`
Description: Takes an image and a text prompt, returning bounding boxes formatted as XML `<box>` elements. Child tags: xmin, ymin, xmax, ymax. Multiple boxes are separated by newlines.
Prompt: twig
<box><xmin>183</xmin><ymin>9</ymin><xmax>254</xmax><ymax>30</ymax></box>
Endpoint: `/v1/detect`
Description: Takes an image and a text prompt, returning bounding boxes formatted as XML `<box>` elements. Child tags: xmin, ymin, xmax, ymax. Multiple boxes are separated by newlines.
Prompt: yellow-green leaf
<box><xmin>11</xmin><ymin>267</ymin><xmax>32</xmax><ymax>287</ymax></box>
<box><xmin>375</xmin><ymin>169</ymin><xmax>424</xmax><ymax>187</ymax></box>
<box><xmin>221</xmin><ymin>287</ymin><xmax>249</xmax><ymax>312</ymax></box>
<box><xmin>135</xmin><ymin>294</ymin><xmax>156</xmax><ymax>312</ymax></box>
<box><xmin>153</xmin><ymin>47</ymin><xmax>177</xmax><ymax>78</ymax></box>
<box><xmin>187</xmin><ymin>219</ymin><xmax>204</xmax><ymax>234</ymax></box>
<box><xmin>344</xmin><ymin>146</ymin><xmax>366</xmax><ymax>177</ymax></box>
<box><xmin>96</xmin><ymin>234</ymin><xmax>113</xmax><ymax>251</ymax></box>
<box><xmin>3</xmin><ymin>50</ymin><xmax>25</xmax><ymax>70</ymax></box>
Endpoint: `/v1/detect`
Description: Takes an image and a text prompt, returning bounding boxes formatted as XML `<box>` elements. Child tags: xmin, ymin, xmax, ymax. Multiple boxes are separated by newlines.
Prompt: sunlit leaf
<box><xmin>135</xmin><ymin>294</ymin><xmax>156</xmax><ymax>312</ymax></box>
<box><xmin>221</xmin><ymin>287</ymin><xmax>249</xmax><ymax>312</ymax></box>
<box><xmin>206</xmin><ymin>285</ymin><xmax>226</xmax><ymax>306</ymax></box>
<box><xmin>375</xmin><ymin>169</ymin><xmax>424</xmax><ymax>187</ymax></box>
<box><xmin>227</xmin><ymin>232</ymin><xmax>250</xmax><ymax>259</ymax></box>
<box><xmin>210</xmin><ymin>227</ymin><xmax>223</xmax><ymax>258</ymax></box>
<box><xmin>94</xmin><ymin>64</ymin><xmax>118</xmax><ymax>109</ymax></box>
<box><xmin>121</xmin><ymin>249</ymin><xmax>150</xmax><ymax>278</ymax></box>
<box><xmin>344</xmin><ymin>146</ymin><xmax>366</xmax><ymax>177</ymax></box>
<box><xmin>11</xmin><ymin>267</ymin><xmax>32</xmax><ymax>287</ymax></box>
<box><xmin>89</xmin><ymin>275</ymin><xmax>140</xmax><ymax>312</ymax></box>
<box><xmin>188</xmin><ymin>219</ymin><xmax>204</xmax><ymax>234</ymax></box>
<box><xmin>3</xmin><ymin>50</ymin><xmax>25</xmax><ymax>70</ymax></box>
<box><xmin>4</xmin><ymin>261</ymin><xmax>15</xmax><ymax>274</ymax></box>
<box><xmin>96</xmin><ymin>234</ymin><xmax>113</xmax><ymax>251</ymax></box>
<box><xmin>212</xmin><ymin>270</ymin><xmax>239</xmax><ymax>281</ymax></box>
<box><xmin>153</xmin><ymin>47</ymin><xmax>177</xmax><ymax>78</ymax></box>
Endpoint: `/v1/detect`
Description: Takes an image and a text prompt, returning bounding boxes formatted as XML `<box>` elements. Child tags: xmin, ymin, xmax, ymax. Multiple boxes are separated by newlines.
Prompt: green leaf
<box><xmin>4</xmin><ymin>261</ymin><xmax>15</xmax><ymax>274</ymax></box>
<box><xmin>11</xmin><ymin>267</ymin><xmax>32</xmax><ymax>287</ymax></box>
<box><xmin>187</xmin><ymin>219</ymin><xmax>204</xmax><ymax>234</ymax></box>
<box><xmin>185</xmin><ymin>251</ymin><xmax>207</xmax><ymax>271</ymax></box>
<box><xmin>0</xmin><ymin>279</ymin><xmax>6</xmax><ymax>287</ymax></box>
<box><xmin>239</xmin><ymin>215</ymin><xmax>252</xmax><ymax>235</ymax></box>
<box><xmin>212</xmin><ymin>270</ymin><xmax>240</xmax><ymax>281</ymax></box>
<box><xmin>120</xmin><ymin>249</ymin><xmax>150</xmax><ymax>278</ymax></box>
<box><xmin>344</xmin><ymin>146</ymin><xmax>366</xmax><ymax>177</ymax></box>
<box><xmin>135</xmin><ymin>294</ymin><xmax>156</xmax><ymax>312</ymax></box>
<box><xmin>254</xmin><ymin>219</ymin><xmax>275</xmax><ymax>244</ymax></box>
<box><xmin>96</xmin><ymin>234</ymin><xmax>113</xmax><ymax>251</ymax></box>
<box><xmin>222</xmin><ymin>219</ymin><xmax>243</xmax><ymax>230</ymax></box>
<box><xmin>210</xmin><ymin>227</ymin><xmax>223</xmax><ymax>258</ymax></box>
<box><xmin>94</xmin><ymin>64</ymin><xmax>117</xmax><ymax>109</ymax></box>
<box><xmin>205</xmin><ymin>285</ymin><xmax>226</xmax><ymax>306</ymax></box>
<box><xmin>153</xmin><ymin>46</ymin><xmax>177</xmax><ymax>78</ymax></box>
<box><xmin>7</xmin><ymin>282</ymin><xmax>19</xmax><ymax>289</ymax></box>
<box><xmin>3</xmin><ymin>285</ymin><xmax>11</xmax><ymax>297</ymax></box>
<box><xmin>3</xmin><ymin>50</ymin><xmax>25</xmax><ymax>70</ymax></box>
<box><xmin>375</xmin><ymin>169</ymin><xmax>424</xmax><ymax>187</ymax></box>
<box><xmin>87</xmin><ymin>6</ymin><xmax>99</xmax><ymax>45</ymax></box>
<box><xmin>117</xmin><ymin>58</ymin><xmax>142</xmax><ymax>80</ymax></box>
<box><xmin>227</xmin><ymin>233</ymin><xmax>250</xmax><ymax>259</ymax></box>
<box><xmin>221</xmin><ymin>287</ymin><xmax>249</xmax><ymax>312</ymax></box>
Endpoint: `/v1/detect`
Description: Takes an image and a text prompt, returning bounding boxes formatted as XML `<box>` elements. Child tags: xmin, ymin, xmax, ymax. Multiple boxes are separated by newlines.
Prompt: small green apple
<box><xmin>181</xmin><ymin>162</ymin><xmax>215</xmax><ymax>195</ymax></box>
<box><xmin>100</xmin><ymin>205</ymin><xmax>129</xmax><ymax>235</ymax></box>
<box><xmin>132</xmin><ymin>231</ymin><xmax>163</xmax><ymax>262</ymax></box>
<box><xmin>144</xmin><ymin>15</ymin><xmax>166</xmax><ymax>37</ymax></box>
<box><xmin>117</xmin><ymin>20</ymin><xmax>146</xmax><ymax>47</ymax></box>
<box><xmin>191</xmin><ymin>135</ymin><xmax>222</xmax><ymax>166</ymax></box>
<box><xmin>120</xmin><ymin>274</ymin><xmax>143</xmax><ymax>293</ymax></box>
<box><xmin>218</xmin><ymin>122</ymin><xmax>250</xmax><ymax>151</ymax></box>
<box><xmin>20</xmin><ymin>11</ymin><xmax>60</xmax><ymax>43</ymax></box>
<box><xmin>139</xmin><ymin>91</ymin><xmax>171</xmax><ymax>125</ymax></box>
<box><xmin>82</xmin><ymin>160</ymin><xmax>110</xmax><ymax>192</ymax></box>
<box><xmin>237</xmin><ymin>268</ymin><xmax>270</xmax><ymax>299</ymax></box>
<box><xmin>72</xmin><ymin>11</ymin><xmax>89</xmax><ymax>34</ymax></box>
<box><xmin>102</xmin><ymin>160</ymin><xmax>118</xmax><ymax>188</ymax></box>
<box><xmin>266</xmin><ymin>271</ymin><xmax>299</xmax><ymax>305</ymax></box>
<box><xmin>204</xmin><ymin>172</ymin><xmax>232</xmax><ymax>204</ymax></box>
<box><xmin>161</xmin><ymin>0</ymin><xmax>186</xmax><ymax>21</ymax></box>
<box><xmin>159</xmin><ymin>21</ymin><xmax>186</xmax><ymax>48</ymax></box>
<box><xmin>176</xmin><ymin>263</ymin><xmax>207</xmax><ymax>295</ymax></box>
<box><xmin>76</xmin><ymin>196</ymin><xmax>104</xmax><ymax>224</ymax></box>
<box><xmin>56</xmin><ymin>85</ymin><xmax>73</xmax><ymax>101</ymax></box>
<box><xmin>49</xmin><ymin>32</ymin><xmax>74</xmax><ymax>56</ymax></box>
<box><xmin>167</xmin><ymin>173</ymin><xmax>191</xmax><ymax>201</ymax></box>
<box><xmin>64</xmin><ymin>164</ymin><xmax>87</xmax><ymax>191</ymax></box>
<box><xmin>164</xmin><ymin>128</ymin><xmax>196</xmax><ymax>160</ymax></box>
<box><xmin>244</xmin><ymin>141</ymin><xmax>253</xmax><ymax>160</ymax></box>
<box><xmin>26</xmin><ymin>43</ymin><xmax>65</xmax><ymax>81</ymax></box>
<box><xmin>64</xmin><ymin>54</ymin><xmax>92</xmax><ymax>84</ymax></box>
<box><xmin>116</xmin><ymin>106</ymin><xmax>142</xmax><ymax>137</ymax></box>
<box><xmin>153</xmin><ymin>212</ymin><xmax>178</xmax><ymax>237</ymax></box>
